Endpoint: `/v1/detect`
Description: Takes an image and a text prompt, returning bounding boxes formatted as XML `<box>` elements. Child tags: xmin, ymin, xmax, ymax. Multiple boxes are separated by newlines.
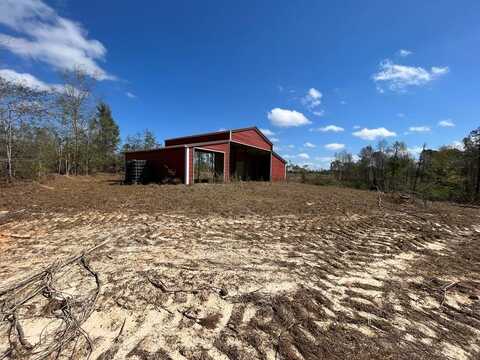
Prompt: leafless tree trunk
<box><xmin>56</xmin><ymin>67</ymin><xmax>96</xmax><ymax>176</ymax></box>
<box><xmin>0</xmin><ymin>79</ymin><xmax>47</xmax><ymax>181</ymax></box>
<box><xmin>412</xmin><ymin>144</ymin><xmax>426</xmax><ymax>194</ymax></box>
<box><xmin>5</xmin><ymin>113</ymin><xmax>13</xmax><ymax>179</ymax></box>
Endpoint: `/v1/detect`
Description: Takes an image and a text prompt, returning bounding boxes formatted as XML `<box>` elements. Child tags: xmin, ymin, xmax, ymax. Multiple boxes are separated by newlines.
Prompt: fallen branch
<box><xmin>153</xmin><ymin>303</ymin><xmax>173</xmax><ymax>315</ymax></box>
<box><xmin>79</xmin><ymin>256</ymin><xmax>102</xmax><ymax>320</ymax></box>
<box><xmin>0</xmin><ymin>237</ymin><xmax>111</xmax><ymax>297</ymax></box>
<box><xmin>0</xmin><ymin>242</ymin><xmax>108</xmax><ymax>359</ymax></box>
<box><xmin>440</xmin><ymin>281</ymin><xmax>459</xmax><ymax>306</ymax></box>
<box><xmin>113</xmin><ymin>318</ymin><xmax>126</xmax><ymax>343</ymax></box>
<box><xmin>0</xmin><ymin>233</ymin><xmax>31</xmax><ymax>239</ymax></box>
<box><xmin>177</xmin><ymin>307</ymin><xmax>222</xmax><ymax>329</ymax></box>
<box><xmin>178</xmin><ymin>308</ymin><xmax>202</xmax><ymax>322</ymax></box>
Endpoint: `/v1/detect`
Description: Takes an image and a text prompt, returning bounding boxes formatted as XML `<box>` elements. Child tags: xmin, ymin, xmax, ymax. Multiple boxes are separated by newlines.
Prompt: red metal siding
<box><xmin>125</xmin><ymin>148</ymin><xmax>186</xmax><ymax>183</ymax></box>
<box><xmin>231</xmin><ymin>129</ymin><xmax>272</xmax><ymax>151</ymax></box>
<box><xmin>165</xmin><ymin>131</ymin><xmax>230</xmax><ymax>147</ymax></box>
<box><xmin>189</xmin><ymin>142</ymin><xmax>230</xmax><ymax>183</ymax></box>
<box><xmin>271</xmin><ymin>153</ymin><xmax>286</xmax><ymax>182</ymax></box>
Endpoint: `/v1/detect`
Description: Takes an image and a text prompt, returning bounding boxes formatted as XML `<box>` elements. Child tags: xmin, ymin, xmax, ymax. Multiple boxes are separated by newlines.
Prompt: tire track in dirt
<box><xmin>0</xmin><ymin>209</ymin><xmax>479</xmax><ymax>359</ymax></box>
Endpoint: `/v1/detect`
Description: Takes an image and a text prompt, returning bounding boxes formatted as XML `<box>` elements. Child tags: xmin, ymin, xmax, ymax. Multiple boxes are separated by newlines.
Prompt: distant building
<box><xmin>124</xmin><ymin>127</ymin><xmax>286</xmax><ymax>184</ymax></box>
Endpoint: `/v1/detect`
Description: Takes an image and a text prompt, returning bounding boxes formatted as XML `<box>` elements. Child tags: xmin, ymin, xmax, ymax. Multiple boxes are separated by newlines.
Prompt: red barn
<box><xmin>124</xmin><ymin>127</ymin><xmax>287</xmax><ymax>184</ymax></box>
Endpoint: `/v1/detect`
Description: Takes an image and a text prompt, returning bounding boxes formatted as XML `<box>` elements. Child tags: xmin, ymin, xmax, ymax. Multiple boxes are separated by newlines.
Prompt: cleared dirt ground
<box><xmin>1</xmin><ymin>175</ymin><xmax>480</xmax><ymax>360</ymax></box>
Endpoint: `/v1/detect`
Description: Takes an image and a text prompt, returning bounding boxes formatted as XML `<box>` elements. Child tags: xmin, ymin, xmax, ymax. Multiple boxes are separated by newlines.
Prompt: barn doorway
<box><xmin>230</xmin><ymin>142</ymin><xmax>270</xmax><ymax>181</ymax></box>
<box><xmin>193</xmin><ymin>149</ymin><xmax>224</xmax><ymax>183</ymax></box>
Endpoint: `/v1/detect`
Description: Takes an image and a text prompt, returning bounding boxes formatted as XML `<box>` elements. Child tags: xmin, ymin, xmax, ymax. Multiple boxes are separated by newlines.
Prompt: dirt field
<box><xmin>1</xmin><ymin>175</ymin><xmax>480</xmax><ymax>360</ymax></box>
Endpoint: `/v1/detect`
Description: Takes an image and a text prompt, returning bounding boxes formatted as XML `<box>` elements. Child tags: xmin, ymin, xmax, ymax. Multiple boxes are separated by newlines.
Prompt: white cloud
<box><xmin>398</xmin><ymin>49</ymin><xmax>412</xmax><ymax>57</ymax></box>
<box><xmin>438</xmin><ymin>119</ymin><xmax>455</xmax><ymax>128</ymax></box>
<box><xmin>303</xmin><ymin>142</ymin><xmax>316</xmax><ymax>148</ymax></box>
<box><xmin>0</xmin><ymin>0</ymin><xmax>113</xmax><ymax>80</ymax></box>
<box><xmin>312</xmin><ymin>110</ymin><xmax>325</xmax><ymax>117</ymax></box>
<box><xmin>297</xmin><ymin>162</ymin><xmax>314</xmax><ymax>169</ymax></box>
<box><xmin>302</xmin><ymin>87</ymin><xmax>322</xmax><ymax>109</ymax></box>
<box><xmin>0</xmin><ymin>68</ymin><xmax>54</xmax><ymax>91</ymax></box>
<box><xmin>373</xmin><ymin>59</ymin><xmax>449</xmax><ymax>92</ymax></box>
<box><xmin>408</xmin><ymin>126</ymin><xmax>431</xmax><ymax>132</ymax></box>
<box><xmin>309</xmin><ymin>88</ymin><xmax>321</xmax><ymax>98</ymax></box>
<box><xmin>259</xmin><ymin>128</ymin><xmax>275</xmax><ymax>136</ymax></box>
<box><xmin>313</xmin><ymin>156</ymin><xmax>335</xmax><ymax>169</ymax></box>
<box><xmin>297</xmin><ymin>153</ymin><xmax>310</xmax><ymax>159</ymax></box>
<box><xmin>353</xmin><ymin>127</ymin><xmax>397</xmax><ymax>140</ymax></box>
<box><xmin>450</xmin><ymin>140</ymin><xmax>464</xmax><ymax>150</ymax></box>
<box><xmin>353</xmin><ymin>125</ymin><xmax>361</xmax><ymax>129</ymax></box>
<box><xmin>270</xmin><ymin>137</ymin><xmax>280</xmax><ymax>143</ymax></box>
<box><xmin>126</xmin><ymin>91</ymin><xmax>137</xmax><ymax>99</ymax></box>
<box><xmin>268</xmin><ymin>108</ymin><xmax>311</xmax><ymax>127</ymax></box>
<box><xmin>431</xmin><ymin>67</ymin><xmax>449</xmax><ymax>76</ymax></box>
<box><xmin>325</xmin><ymin>143</ymin><xmax>345</xmax><ymax>151</ymax></box>
<box><xmin>408</xmin><ymin>146</ymin><xmax>424</xmax><ymax>156</ymax></box>
<box><xmin>287</xmin><ymin>144</ymin><xmax>295</xmax><ymax>149</ymax></box>
<box><xmin>310</xmin><ymin>124</ymin><xmax>344</xmax><ymax>133</ymax></box>
<box><xmin>315</xmin><ymin>156</ymin><xmax>334</xmax><ymax>163</ymax></box>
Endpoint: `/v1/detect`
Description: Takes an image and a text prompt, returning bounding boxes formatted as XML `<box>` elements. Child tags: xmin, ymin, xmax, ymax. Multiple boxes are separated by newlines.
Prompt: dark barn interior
<box><xmin>194</xmin><ymin>150</ymin><xmax>224</xmax><ymax>183</ymax></box>
<box><xmin>230</xmin><ymin>142</ymin><xmax>270</xmax><ymax>181</ymax></box>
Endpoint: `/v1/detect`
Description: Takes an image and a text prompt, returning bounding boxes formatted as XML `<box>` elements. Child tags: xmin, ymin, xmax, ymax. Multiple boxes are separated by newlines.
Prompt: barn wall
<box><xmin>165</xmin><ymin>131</ymin><xmax>230</xmax><ymax>147</ymax></box>
<box><xmin>125</xmin><ymin>148</ymin><xmax>186</xmax><ymax>183</ymax></box>
<box><xmin>271</xmin><ymin>153</ymin><xmax>286</xmax><ymax>181</ymax></box>
<box><xmin>189</xmin><ymin>142</ymin><xmax>230</xmax><ymax>183</ymax></box>
<box><xmin>231</xmin><ymin>129</ymin><xmax>272</xmax><ymax>151</ymax></box>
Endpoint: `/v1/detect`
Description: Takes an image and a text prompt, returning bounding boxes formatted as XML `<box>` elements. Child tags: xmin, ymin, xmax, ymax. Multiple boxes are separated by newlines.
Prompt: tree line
<box><xmin>325</xmin><ymin>130</ymin><xmax>480</xmax><ymax>202</ymax></box>
<box><xmin>0</xmin><ymin>68</ymin><xmax>159</xmax><ymax>182</ymax></box>
<box><xmin>287</xmin><ymin>128</ymin><xmax>480</xmax><ymax>203</ymax></box>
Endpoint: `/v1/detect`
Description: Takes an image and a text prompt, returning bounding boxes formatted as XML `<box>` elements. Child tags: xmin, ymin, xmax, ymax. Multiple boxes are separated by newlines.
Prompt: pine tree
<box><xmin>92</xmin><ymin>102</ymin><xmax>120</xmax><ymax>172</ymax></box>
<box><xmin>463</xmin><ymin>127</ymin><xmax>480</xmax><ymax>200</ymax></box>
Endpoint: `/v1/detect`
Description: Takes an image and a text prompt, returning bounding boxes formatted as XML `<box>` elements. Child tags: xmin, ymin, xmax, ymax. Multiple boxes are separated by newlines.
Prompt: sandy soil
<box><xmin>0</xmin><ymin>175</ymin><xmax>479</xmax><ymax>359</ymax></box>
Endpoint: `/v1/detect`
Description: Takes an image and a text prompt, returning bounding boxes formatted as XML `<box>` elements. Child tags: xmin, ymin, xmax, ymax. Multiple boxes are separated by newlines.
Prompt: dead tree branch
<box><xmin>0</xmin><ymin>239</ymin><xmax>109</xmax><ymax>359</ymax></box>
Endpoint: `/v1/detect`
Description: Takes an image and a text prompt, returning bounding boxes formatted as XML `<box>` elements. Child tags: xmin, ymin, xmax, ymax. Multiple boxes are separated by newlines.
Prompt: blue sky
<box><xmin>1</xmin><ymin>0</ymin><xmax>479</xmax><ymax>168</ymax></box>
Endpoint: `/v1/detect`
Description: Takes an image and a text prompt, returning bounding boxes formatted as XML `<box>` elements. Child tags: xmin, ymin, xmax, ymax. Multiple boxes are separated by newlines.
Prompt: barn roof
<box><xmin>164</xmin><ymin>129</ymin><xmax>230</xmax><ymax>145</ymax></box>
<box><xmin>164</xmin><ymin>126</ymin><xmax>273</xmax><ymax>146</ymax></box>
<box><xmin>124</xmin><ymin>126</ymin><xmax>278</xmax><ymax>154</ymax></box>
<box><xmin>272</xmin><ymin>151</ymin><xmax>287</xmax><ymax>164</ymax></box>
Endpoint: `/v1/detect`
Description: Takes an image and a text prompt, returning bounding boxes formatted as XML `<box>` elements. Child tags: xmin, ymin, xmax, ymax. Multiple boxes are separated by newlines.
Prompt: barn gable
<box><xmin>231</xmin><ymin>127</ymin><xmax>272</xmax><ymax>151</ymax></box>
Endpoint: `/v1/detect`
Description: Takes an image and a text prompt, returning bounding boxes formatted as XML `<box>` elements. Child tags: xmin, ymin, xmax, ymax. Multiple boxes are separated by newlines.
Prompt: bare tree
<box><xmin>55</xmin><ymin>67</ymin><xmax>96</xmax><ymax>175</ymax></box>
<box><xmin>412</xmin><ymin>143</ymin><xmax>427</xmax><ymax>194</ymax></box>
<box><xmin>0</xmin><ymin>78</ymin><xmax>47</xmax><ymax>181</ymax></box>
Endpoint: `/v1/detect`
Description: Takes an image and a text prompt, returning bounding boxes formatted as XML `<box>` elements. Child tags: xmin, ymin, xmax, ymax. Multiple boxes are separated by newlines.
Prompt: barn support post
<box><xmin>185</xmin><ymin>147</ymin><xmax>190</xmax><ymax>185</ymax></box>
